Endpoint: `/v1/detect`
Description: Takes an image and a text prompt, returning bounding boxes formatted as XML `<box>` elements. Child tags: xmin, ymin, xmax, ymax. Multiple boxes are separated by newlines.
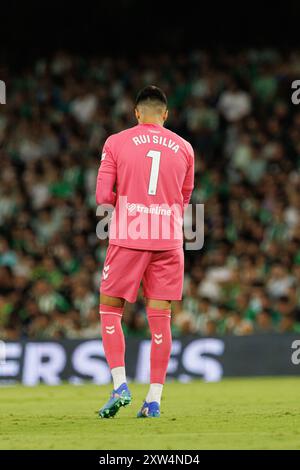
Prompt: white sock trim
<box><xmin>146</xmin><ymin>383</ymin><xmax>163</xmax><ymax>405</ymax></box>
<box><xmin>111</xmin><ymin>366</ymin><xmax>126</xmax><ymax>390</ymax></box>
<box><xmin>99</xmin><ymin>311</ymin><xmax>122</xmax><ymax>317</ymax></box>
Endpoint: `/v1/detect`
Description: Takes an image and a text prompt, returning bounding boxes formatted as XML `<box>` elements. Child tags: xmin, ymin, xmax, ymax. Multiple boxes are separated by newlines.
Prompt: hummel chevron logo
<box><xmin>154</xmin><ymin>333</ymin><xmax>163</xmax><ymax>345</ymax></box>
<box><xmin>102</xmin><ymin>265</ymin><xmax>110</xmax><ymax>280</ymax></box>
<box><xmin>105</xmin><ymin>325</ymin><xmax>115</xmax><ymax>335</ymax></box>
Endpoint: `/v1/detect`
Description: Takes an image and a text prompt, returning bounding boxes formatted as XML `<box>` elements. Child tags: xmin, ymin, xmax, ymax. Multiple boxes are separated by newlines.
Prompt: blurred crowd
<box><xmin>1</xmin><ymin>49</ymin><xmax>300</xmax><ymax>340</ymax></box>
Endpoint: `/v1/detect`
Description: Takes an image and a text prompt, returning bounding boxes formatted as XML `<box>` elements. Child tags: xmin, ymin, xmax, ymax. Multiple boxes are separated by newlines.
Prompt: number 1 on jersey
<box><xmin>146</xmin><ymin>150</ymin><xmax>161</xmax><ymax>195</ymax></box>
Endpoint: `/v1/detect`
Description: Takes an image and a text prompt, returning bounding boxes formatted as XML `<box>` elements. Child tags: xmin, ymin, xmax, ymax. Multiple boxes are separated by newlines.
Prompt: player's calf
<box><xmin>136</xmin><ymin>305</ymin><xmax>172</xmax><ymax>418</ymax></box>
<box><xmin>99</xmin><ymin>302</ymin><xmax>131</xmax><ymax>418</ymax></box>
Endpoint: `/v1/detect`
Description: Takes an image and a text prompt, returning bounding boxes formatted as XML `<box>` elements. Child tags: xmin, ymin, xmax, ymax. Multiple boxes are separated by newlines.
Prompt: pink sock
<box><xmin>147</xmin><ymin>307</ymin><xmax>172</xmax><ymax>384</ymax></box>
<box><xmin>99</xmin><ymin>304</ymin><xmax>125</xmax><ymax>369</ymax></box>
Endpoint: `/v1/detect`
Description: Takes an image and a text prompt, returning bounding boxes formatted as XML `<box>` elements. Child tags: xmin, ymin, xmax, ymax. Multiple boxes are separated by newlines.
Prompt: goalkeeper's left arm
<box><xmin>96</xmin><ymin>137</ymin><xmax>117</xmax><ymax>207</ymax></box>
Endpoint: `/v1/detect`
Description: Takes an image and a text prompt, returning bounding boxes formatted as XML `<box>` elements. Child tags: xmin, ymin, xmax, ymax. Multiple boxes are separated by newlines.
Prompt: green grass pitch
<box><xmin>0</xmin><ymin>378</ymin><xmax>299</xmax><ymax>450</ymax></box>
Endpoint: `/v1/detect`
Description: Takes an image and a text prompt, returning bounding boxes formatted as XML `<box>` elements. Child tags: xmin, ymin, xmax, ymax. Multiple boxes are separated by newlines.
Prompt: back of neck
<box><xmin>139</xmin><ymin>118</ymin><xmax>163</xmax><ymax>126</ymax></box>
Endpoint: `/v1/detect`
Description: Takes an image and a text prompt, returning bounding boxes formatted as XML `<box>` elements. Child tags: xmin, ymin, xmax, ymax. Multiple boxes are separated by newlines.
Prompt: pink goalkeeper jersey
<box><xmin>96</xmin><ymin>123</ymin><xmax>194</xmax><ymax>250</ymax></box>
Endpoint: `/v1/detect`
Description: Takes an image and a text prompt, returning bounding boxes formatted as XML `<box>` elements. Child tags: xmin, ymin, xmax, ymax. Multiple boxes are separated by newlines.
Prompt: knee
<box><xmin>146</xmin><ymin>299</ymin><xmax>171</xmax><ymax>310</ymax></box>
<box><xmin>100</xmin><ymin>294</ymin><xmax>125</xmax><ymax>308</ymax></box>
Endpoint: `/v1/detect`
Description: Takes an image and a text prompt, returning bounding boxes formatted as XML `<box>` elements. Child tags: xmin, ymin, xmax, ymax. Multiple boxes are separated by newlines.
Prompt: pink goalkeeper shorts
<box><xmin>100</xmin><ymin>244</ymin><xmax>184</xmax><ymax>303</ymax></box>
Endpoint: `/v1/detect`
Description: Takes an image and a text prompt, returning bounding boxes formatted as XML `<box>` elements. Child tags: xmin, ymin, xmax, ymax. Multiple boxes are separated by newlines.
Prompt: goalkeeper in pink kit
<box><xmin>96</xmin><ymin>86</ymin><xmax>194</xmax><ymax>418</ymax></box>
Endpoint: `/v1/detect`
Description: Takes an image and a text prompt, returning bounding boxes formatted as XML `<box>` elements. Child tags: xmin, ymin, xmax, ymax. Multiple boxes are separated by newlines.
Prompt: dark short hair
<box><xmin>135</xmin><ymin>85</ymin><xmax>167</xmax><ymax>107</ymax></box>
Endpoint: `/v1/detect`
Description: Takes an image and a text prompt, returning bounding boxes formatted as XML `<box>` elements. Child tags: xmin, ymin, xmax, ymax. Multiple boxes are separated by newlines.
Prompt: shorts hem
<box><xmin>143</xmin><ymin>292</ymin><xmax>182</xmax><ymax>301</ymax></box>
<box><xmin>100</xmin><ymin>288</ymin><xmax>137</xmax><ymax>304</ymax></box>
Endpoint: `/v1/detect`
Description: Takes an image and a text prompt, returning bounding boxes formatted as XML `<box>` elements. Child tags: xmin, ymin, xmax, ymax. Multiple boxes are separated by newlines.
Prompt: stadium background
<box><xmin>1</xmin><ymin>1</ymin><xmax>300</xmax><ymax>379</ymax></box>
